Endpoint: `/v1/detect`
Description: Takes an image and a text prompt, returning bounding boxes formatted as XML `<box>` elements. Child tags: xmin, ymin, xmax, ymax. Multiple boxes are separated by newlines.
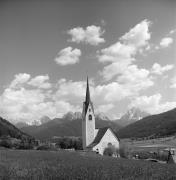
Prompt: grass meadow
<box><xmin>0</xmin><ymin>149</ymin><xmax>176</xmax><ymax>180</ymax></box>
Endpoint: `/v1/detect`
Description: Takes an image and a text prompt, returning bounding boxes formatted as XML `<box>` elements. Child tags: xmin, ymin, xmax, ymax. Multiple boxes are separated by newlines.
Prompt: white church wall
<box><xmin>93</xmin><ymin>129</ymin><xmax>119</xmax><ymax>155</ymax></box>
<box><xmin>84</xmin><ymin>104</ymin><xmax>95</xmax><ymax>147</ymax></box>
<box><xmin>82</xmin><ymin>103</ymin><xmax>87</xmax><ymax>149</ymax></box>
<box><xmin>94</xmin><ymin>129</ymin><xmax>99</xmax><ymax>138</ymax></box>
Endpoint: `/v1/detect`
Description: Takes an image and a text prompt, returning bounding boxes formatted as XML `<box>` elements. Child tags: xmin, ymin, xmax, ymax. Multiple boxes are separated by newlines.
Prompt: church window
<box><xmin>108</xmin><ymin>142</ymin><xmax>112</xmax><ymax>147</ymax></box>
<box><xmin>89</xmin><ymin>108</ymin><xmax>91</xmax><ymax>112</ymax></box>
<box><xmin>89</xmin><ymin>114</ymin><xmax>92</xmax><ymax>120</ymax></box>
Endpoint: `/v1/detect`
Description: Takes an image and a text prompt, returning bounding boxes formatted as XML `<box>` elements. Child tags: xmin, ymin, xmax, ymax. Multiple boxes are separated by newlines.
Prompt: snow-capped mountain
<box><xmin>116</xmin><ymin>107</ymin><xmax>150</xmax><ymax>127</ymax></box>
<box><xmin>30</xmin><ymin>116</ymin><xmax>51</xmax><ymax>126</ymax></box>
<box><xmin>63</xmin><ymin>112</ymin><xmax>82</xmax><ymax>120</ymax></box>
<box><xmin>40</xmin><ymin>116</ymin><xmax>51</xmax><ymax>124</ymax></box>
<box><xmin>15</xmin><ymin>121</ymin><xmax>29</xmax><ymax>128</ymax></box>
<box><xmin>95</xmin><ymin>112</ymin><xmax>110</xmax><ymax>121</ymax></box>
<box><xmin>63</xmin><ymin>111</ymin><xmax>110</xmax><ymax>121</ymax></box>
<box><xmin>21</xmin><ymin>112</ymin><xmax>121</xmax><ymax>139</ymax></box>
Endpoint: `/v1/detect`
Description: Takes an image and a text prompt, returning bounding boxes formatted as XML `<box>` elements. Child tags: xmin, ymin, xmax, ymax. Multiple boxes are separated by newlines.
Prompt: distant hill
<box><xmin>21</xmin><ymin>116</ymin><xmax>121</xmax><ymax>140</ymax></box>
<box><xmin>40</xmin><ymin>116</ymin><xmax>51</xmax><ymax>124</ymax></box>
<box><xmin>114</xmin><ymin>107</ymin><xmax>149</xmax><ymax>127</ymax></box>
<box><xmin>118</xmin><ymin>108</ymin><xmax>176</xmax><ymax>138</ymax></box>
<box><xmin>15</xmin><ymin>121</ymin><xmax>29</xmax><ymax>129</ymax></box>
<box><xmin>0</xmin><ymin>117</ymin><xmax>32</xmax><ymax>140</ymax></box>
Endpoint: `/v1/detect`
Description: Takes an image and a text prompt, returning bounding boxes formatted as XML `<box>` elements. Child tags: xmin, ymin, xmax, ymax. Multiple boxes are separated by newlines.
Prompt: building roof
<box><xmin>84</xmin><ymin>77</ymin><xmax>94</xmax><ymax>114</ymax></box>
<box><xmin>87</xmin><ymin>127</ymin><xmax>120</xmax><ymax>149</ymax></box>
<box><xmin>87</xmin><ymin>127</ymin><xmax>107</xmax><ymax>148</ymax></box>
<box><xmin>85</xmin><ymin>76</ymin><xmax>90</xmax><ymax>104</ymax></box>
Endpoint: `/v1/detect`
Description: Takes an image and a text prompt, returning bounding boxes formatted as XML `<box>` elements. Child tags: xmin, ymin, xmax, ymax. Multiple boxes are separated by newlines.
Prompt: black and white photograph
<box><xmin>0</xmin><ymin>0</ymin><xmax>176</xmax><ymax>179</ymax></box>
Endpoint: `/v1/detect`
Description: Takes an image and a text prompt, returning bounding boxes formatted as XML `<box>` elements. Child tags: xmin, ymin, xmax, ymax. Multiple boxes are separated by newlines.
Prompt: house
<box><xmin>82</xmin><ymin>77</ymin><xmax>120</xmax><ymax>155</ymax></box>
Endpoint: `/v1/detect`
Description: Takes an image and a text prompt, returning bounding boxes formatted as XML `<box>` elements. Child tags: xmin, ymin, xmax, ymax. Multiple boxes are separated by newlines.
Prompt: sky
<box><xmin>0</xmin><ymin>0</ymin><xmax>176</xmax><ymax>124</ymax></box>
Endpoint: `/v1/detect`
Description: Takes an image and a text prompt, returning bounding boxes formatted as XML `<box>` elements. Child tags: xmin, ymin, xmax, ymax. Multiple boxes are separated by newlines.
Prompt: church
<box><xmin>82</xmin><ymin>77</ymin><xmax>120</xmax><ymax>155</ymax></box>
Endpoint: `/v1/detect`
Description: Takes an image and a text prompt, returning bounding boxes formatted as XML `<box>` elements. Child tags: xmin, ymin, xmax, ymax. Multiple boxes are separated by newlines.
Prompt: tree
<box><xmin>103</xmin><ymin>144</ymin><xmax>118</xmax><ymax>157</ymax></box>
<box><xmin>0</xmin><ymin>139</ymin><xmax>12</xmax><ymax>148</ymax></box>
<box><xmin>119</xmin><ymin>144</ymin><xmax>128</xmax><ymax>158</ymax></box>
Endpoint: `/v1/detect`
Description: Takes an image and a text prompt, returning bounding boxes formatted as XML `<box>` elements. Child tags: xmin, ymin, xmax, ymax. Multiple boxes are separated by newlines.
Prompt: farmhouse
<box><xmin>82</xmin><ymin>77</ymin><xmax>120</xmax><ymax>155</ymax></box>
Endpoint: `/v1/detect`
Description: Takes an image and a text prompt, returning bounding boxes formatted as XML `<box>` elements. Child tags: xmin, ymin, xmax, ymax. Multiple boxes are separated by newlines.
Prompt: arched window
<box><xmin>89</xmin><ymin>114</ymin><xmax>92</xmax><ymax>120</ymax></box>
<box><xmin>108</xmin><ymin>142</ymin><xmax>112</xmax><ymax>147</ymax></box>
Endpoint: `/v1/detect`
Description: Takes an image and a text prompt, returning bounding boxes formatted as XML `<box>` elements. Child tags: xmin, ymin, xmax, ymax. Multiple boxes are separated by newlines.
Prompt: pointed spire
<box><xmin>85</xmin><ymin>76</ymin><xmax>91</xmax><ymax>103</ymax></box>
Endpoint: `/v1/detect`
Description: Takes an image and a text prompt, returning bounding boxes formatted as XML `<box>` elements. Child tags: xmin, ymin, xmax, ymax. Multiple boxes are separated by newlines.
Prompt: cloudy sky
<box><xmin>0</xmin><ymin>0</ymin><xmax>176</xmax><ymax>124</ymax></box>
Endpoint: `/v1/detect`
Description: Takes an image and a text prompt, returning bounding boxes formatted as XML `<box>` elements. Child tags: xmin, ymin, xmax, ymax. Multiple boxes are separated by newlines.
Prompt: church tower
<box><xmin>82</xmin><ymin>77</ymin><xmax>95</xmax><ymax>150</ymax></box>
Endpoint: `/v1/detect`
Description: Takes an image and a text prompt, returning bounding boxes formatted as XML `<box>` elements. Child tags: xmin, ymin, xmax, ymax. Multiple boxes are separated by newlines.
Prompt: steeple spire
<box><xmin>85</xmin><ymin>76</ymin><xmax>91</xmax><ymax>103</ymax></box>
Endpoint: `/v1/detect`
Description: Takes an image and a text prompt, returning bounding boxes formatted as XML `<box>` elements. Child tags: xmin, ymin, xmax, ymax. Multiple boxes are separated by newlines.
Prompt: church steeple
<box><xmin>82</xmin><ymin>76</ymin><xmax>95</xmax><ymax>150</ymax></box>
<box><xmin>85</xmin><ymin>76</ymin><xmax>91</xmax><ymax>104</ymax></box>
<box><xmin>84</xmin><ymin>76</ymin><xmax>94</xmax><ymax>114</ymax></box>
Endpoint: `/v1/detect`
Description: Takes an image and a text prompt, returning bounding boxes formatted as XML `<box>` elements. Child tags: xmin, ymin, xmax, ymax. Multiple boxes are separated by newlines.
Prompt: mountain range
<box><xmin>118</xmin><ymin>108</ymin><xmax>176</xmax><ymax>138</ymax></box>
<box><xmin>115</xmin><ymin>107</ymin><xmax>150</xmax><ymax>127</ymax></box>
<box><xmin>16</xmin><ymin>108</ymin><xmax>147</xmax><ymax>128</ymax></box>
<box><xmin>0</xmin><ymin>117</ymin><xmax>32</xmax><ymax>140</ymax></box>
<box><xmin>21</xmin><ymin>115</ymin><xmax>121</xmax><ymax>140</ymax></box>
<box><xmin>3</xmin><ymin>107</ymin><xmax>176</xmax><ymax>141</ymax></box>
<box><xmin>18</xmin><ymin>108</ymin><xmax>149</xmax><ymax>140</ymax></box>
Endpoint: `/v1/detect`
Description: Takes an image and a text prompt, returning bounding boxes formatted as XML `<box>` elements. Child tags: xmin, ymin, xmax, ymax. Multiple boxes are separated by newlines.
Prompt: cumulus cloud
<box><xmin>129</xmin><ymin>94</ymin><xmax>176</xmax><ymax>114</ymax></box>
<box><xmin>117</xmin><ymin>65</ymin><xmax>153</xmax><ymax>91</ymax></box>
<box><xmin>0</xmin><ymin>74</ymin><xmax>82</xmax><ymax>124</ymax></box>
<box><xmin>98</xmin><ymin>19</ymin><xmax>152</xmax><ymax>82</ymax></box>
<box><xmin>97</xmin><ymin>104</ymin><xmax>114</xmax><ymax>113</ymax></box>
<box><xmin>55</xmin><ymin>78</ymin><xmax>146</xmax><ymax>106</ymax></box>
<box><xmin>100</xmin><ymin>60</ymin><xmax>132</xmax><ymax>81</ymax></box>
<box><xmin>151</xmin><ymin>63</ymin><xmax>174</xmax><ymax>75</ymax></box>
<box><xmin>0</xmin><ymin>87</ymin><xmax>51</xmax><ymax>124</ymax></box>
<box><xmin>55</xmin><ymin>79</ymin><xmax>132</xmax><ymax>106</ymax></box>
<box><xmin>0</xmin><ymin>72</ymin><xmax>174</xmax><ymax>123</ymax></box>
<box><xmin>28</xmin><ymin>75</ymin><xmax>52</xmax><ymax>89</ymax></box>
<box><xmin>55</xmin><ymin>101</ymin><xmax>80</xmax><ymax>116</ymax></box>
<box><xmin>120</xmin><ymin>19</ymin><xmax>151</xmax><ymax>48</ymax></box>
<box><xmin>55</xmin><ymin>79</ymin><xmax>86</xmax><ymax>103</ymax></box>
<box><xmin>98</xmin><ymin>65</ymin><xmax>153</xmax><ymax>100</ymax></box>
<box><xmin>10</xmin><ymin>73</ymin><xmax>31</xmax><ymax>88</ymax></box>
<box><xmin>101</xmin><ymin>64</ymin><xmax>153</xmax><ymax>92</ymax></box>
<box><xmin>55</xmin><ymin>47</ymin><xmax>81</xmax><ymax>66</ymax></box>
<box><xmin>93</xmin><ymin>83</ymin><xmax>128</xmax><ymax>103</ymax></box>
<box><xmin>98</xmin><ymin>42</ymin><xmax>135</xmax><ymax>63</ymax></box>
<box><xmin>67</xmin><ymin>25</ymin><xmax>105</xmax><ymax>46</ymax></box>
<box><xmin>169</xmin><ymin>29</ymin><xmax>176</xmax><ymax>35</ymax></box>
<box><xmin>160</xmin><ymin>37</ymin><xmax>173</xmax><ymax>48</ymax></box>
<box><xmin>170</xmin><ymin>76</ymin><xmax>176</xmax><ymax>88</ymax></box>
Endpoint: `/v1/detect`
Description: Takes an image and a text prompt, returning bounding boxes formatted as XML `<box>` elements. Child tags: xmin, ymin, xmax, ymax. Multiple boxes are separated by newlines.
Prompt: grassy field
<box><xmin>121</xmin><ymin>136</ymin><xmax>176</xmax><ymax>152</ymax></box>
<box><xmin>0</xmin><ymin>149</ymin><xmax>176</xmax><ymax>180</ymax></box>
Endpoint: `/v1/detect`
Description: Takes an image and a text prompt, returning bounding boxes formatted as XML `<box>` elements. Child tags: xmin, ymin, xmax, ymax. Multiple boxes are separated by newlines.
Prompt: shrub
<box><xmin>17</xmin><ymin>143</ymin><xmax>33</xmax><ymax>150</ymax></box>
<box><xmin>37</xmin><ymin>145</ymin><xmax>57</xmax><ymax>151</ymax></box>
<box><xmin>56</xmin><ymin>137</ymin><xmax>82</xmax><ymax>150</ymax></box>
<box><xmin>119</xmin><ymin>144</ymin><xmax>128</xmax><ymax>158</ymax></box>
<box><xmin>103</xmin><ymin>145</ymin><xmax>118</xmax><ymax>157</ymax></box>
<box><xmin>156</xmin><ymin>151</ymin><xmax>169</xmax><ymax>161</ymax></box>
<box><xmin>0</xmin><ymin>139</ymin><xmax>12</xmax><ymax>148</ymax></box>
<box><xmin>37</xmin><ymin>145</ymin><xmax>50</xmax><ymax>151</ymax></box>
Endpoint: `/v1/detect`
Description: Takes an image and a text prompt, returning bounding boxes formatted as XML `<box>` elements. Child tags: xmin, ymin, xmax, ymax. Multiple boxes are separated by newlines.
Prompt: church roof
<box><xmin>93</xmin><ymin>127</ymin><xmax>108</xmax><ymax>143</ymax></box>
<box><xmin>87</xmin><ymin>127</ymin><xmax>108</xmax><ymax>148</ymax></box>
<box><xmin>85</xmin><ymin>76</ymin><xmax>90</xmax><ymax>104</ymax></box>
<box><xmin>87</xmin><ymin>127</ymin><xmax>120</xmax><ymax>149</ymax></box>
